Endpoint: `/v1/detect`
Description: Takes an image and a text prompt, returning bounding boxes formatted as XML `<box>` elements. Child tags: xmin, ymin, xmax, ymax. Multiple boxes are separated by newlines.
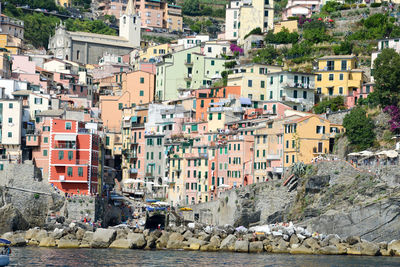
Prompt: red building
<box><xmin>49</xmin><ymin>119</ymin><xmax>100</xmax><ymax>195</ymax></box>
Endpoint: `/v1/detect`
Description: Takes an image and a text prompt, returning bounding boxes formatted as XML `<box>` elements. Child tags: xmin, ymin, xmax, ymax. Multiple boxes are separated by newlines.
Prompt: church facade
<box><xmin>48</xmin><ymin>0</ymin><xmax>140</xmax><ymax>65</ymax></box>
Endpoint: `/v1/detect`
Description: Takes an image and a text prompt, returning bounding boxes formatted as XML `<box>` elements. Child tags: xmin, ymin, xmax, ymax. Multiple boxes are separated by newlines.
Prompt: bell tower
<box><xmin>119</xmin><ymin>0</ymin><xmax>141</xmax><ymax>47</ymax></box>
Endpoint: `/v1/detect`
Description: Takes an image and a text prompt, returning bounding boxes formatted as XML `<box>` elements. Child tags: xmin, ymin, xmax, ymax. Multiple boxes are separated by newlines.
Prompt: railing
<box><xmin>78</xmin><ymin>129</ymin><xmax>89</xmax><ymax>134</ymax></box>
<box><xmin>54</xmin><ymin>144</ymin><xmax>76</xmax><ymax>149</ymax></box>
<box><xmin>272</xmin><ymin>167</ymin><xmax>283</xmax><ymax>173</ymax></box>
<box><xmin>285</xmin><ymin>82</ymin><xmax>314</xmax><ymax>89</ymax></box>
<box><xmin>266</xmin><ymin>154</ymin><xmax>281</xmax><ymax>160</ymax></box>
<box><xmin>76</xmin><ymin>159</ymin><xmax>89</xmax><ymax>165</ymax></box>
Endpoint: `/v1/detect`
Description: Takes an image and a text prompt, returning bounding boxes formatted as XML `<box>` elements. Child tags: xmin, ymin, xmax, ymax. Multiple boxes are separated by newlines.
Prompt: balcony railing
<box><xmin>272</xmin><ymin>167</ymin><xmax>283</xmax><ymax>173</ymax></box>
<box><xmin>54</xmin><ymin>144</ymin><xmax>77</xmax><ymax>149</ymax></box>
<box><xmin>285</xmin><ymin>83</ymin><xmax>314</xmax><ymax>89</ymax></box>
<box><xmin>266</xmin><ymin>154</ymin><xmax>281</xmax><ymax>160</ymax></box>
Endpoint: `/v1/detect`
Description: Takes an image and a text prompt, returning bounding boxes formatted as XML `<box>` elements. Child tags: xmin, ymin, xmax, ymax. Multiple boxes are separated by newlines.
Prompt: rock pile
<box><xmin>1</xmin><ymin>223</ymin><xmax>400</xmax><ymax>256</ymax></box>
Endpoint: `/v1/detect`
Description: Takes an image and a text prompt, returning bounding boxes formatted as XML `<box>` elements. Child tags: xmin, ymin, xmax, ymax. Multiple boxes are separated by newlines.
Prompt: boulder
<box><xmin>289</xmin><ymin>234</ymin><xmax>300</xmax><ymax>247</ymax></box>
<box><xmin>91</xmin><ymin>228</ymin><xmax>116</xmax><ymax>248</ymax></box>
<box><xmin>156</xmin><ymin>232</ymin><xmax>170</xmax><ymax>249</ymax></box>
<box><xmin>82</xmin><ymin>231</ymin><xmax>93</xmax><ymax>244</ymax></box>
<box><xmin>116</xmin><ymin>229</ymin><xmax>128</xmax><ymax>240</ymax></box>
<box><xmin>31</xmin><ymin>230</ymin><xmax>48</xmax><ymax>243</ymax></box>
<box><xmin>145</xmin><ymin>235</ymin><xmax>157</xmax><ymax>249</ymax></box>
<box><xmin>336</xmin><ymin>243</ymin><xmax>349</xmax><ymax>254</ymax></box>
<box><xmin>388</xmin><ymin>240</ymin><xmax>400</xmax><ymax>256</ymax></box>
<box><xmin>271</xmin><ymin>239</ymin><xmax>289</xmax><ymax>253</ymax></box>
<box><xmin>39</xmin><ymin>237</ymin><xmax>56</xmax><ymax>247</ymax></box>
<box><xmin>109</xmin><ymin>239</ymin><xmax>133</xmax><ymax>249</ymax></box>
<box><xmin>290</xmin><ymin>245</ymin><xmax>313</xmax><ymax>254</ymax></box>
<box><xmin>75</xmin><ymin>228</ymin><xmax>85</xmax><ymax>241</ymax></box>
<box><xmin>167</xmin><ymin>233</ymin><xmax>185</xmax><ymax>249</ymax></box>
<box><xmin>347</xmin><ymin>244</ymin><xmax>362</xmax><ymax>255</ymax></box>
<box><xmin>186</xmin><ymin>243</ymin><xmax>200</xmax><ymax>251</ymax></box>
<box><xmin>51</xmin><ymin>228</ymin><xmax>64</xmax><ymax>239</ymax></box>
<box><xmin>209</xmin><ymin>235</ymin><xmax>221</xmax><ymax>248</ymax></box>
<box><xmin>303</xmin><ymin>238</ymin><xmax>320</xmax><ymax>251</ymax></box>
<box><xmin>318</xmin><ymin>245</ymin><xmax>340</xmax><ymax>255</ymax></box>
<box><xmin>25</xmin><ymin>228</ymin><xmax>40</xmax><ymax>240</ymax></box>
<box><xmin>186</xmin><ymin>238</ymin><xmax>207</xmax><ymax>246</ymax></box>
<box><xmin>360</xmin><ymin>241</ymin><xmax>380</xmax><ymax>256</ymax></box>
<box><xmin>249</xmin><ymin>241</ymin><xmax>263</xmax><ymax>253</ymax></box>
<box><xmin>0</xmin><ymin>204</ymin><xmax>29</xmax><ymax>234</ymax></box>
<box><xmin>220</xmin><ymin>234</ymin><xmax>237</xmax><ymax>251</ymax></box>
<box><xmin>346</xmin><ymin>236</ymin><xmax>361</xmax><ymax>246</ymax></box>
<box><xmin>128</xmin><ymin>233</ymin><xmax>146</xmax><ymax>249</ymax></box>
<box><xmin>1</xmin><ymin>232</ymin><xmax>26</xmax><ymax>247</ymax></box>
<box><xmin>183</xmin><ymin>230</ymin><xmax>193</xmax><ymax>240</ymax></box>
<box><xmin>57</xmin><ymin>239</ymin><xmax>80</xmax><ymax>249</ymax></box>
<box><xmin>235</xmin><ymin>240</ymin><xmax>249</xmax><ymax>253</ymax></box>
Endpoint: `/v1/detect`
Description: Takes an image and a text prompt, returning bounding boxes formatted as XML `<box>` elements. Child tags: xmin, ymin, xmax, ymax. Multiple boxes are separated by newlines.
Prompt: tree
<box><xmin>182</xmin><ymin>0</ymin><xmax>201</xmax><ymax>16</ymax></box>
<box><xmin>252</xmin><ymin>45</ymin><xmax>278</xmax><ymax>64</ymax></box>
<box><xmin>265</xmin><ymin>28</ymin><xmax>299</xmax><ymax>44</ymax></box>
<box><xmin>244</xmin><ymin>27</ymin><xmax>262</xmax><ymax>39</ymax></box>
<box><xmin>333</xmin><ymin>41</ymin><xmax>353</xmax><ymax>55</ymax></box>
<box><xmin>343</xmin><ymin>107</ymin><xmax>376</xmax><ymax>150</ymax></box>
<box><xmin>23</xmin><ymin>13</ymin><xmax>60</xmax><ymax>48</ymax></box>
<box><xmin>313</xmin><ymin>96</ymin><xmax>346</xmax><ymax>114</ymax></box>
<box><xmin>321</xmin><ymin>0</ymin><xmax>341</xmax><ymax>13</ymax></box>
<box><xmin>373</xmin><ymin>48</ymin><xmax>400</xmax><ymax>106</ymax></box>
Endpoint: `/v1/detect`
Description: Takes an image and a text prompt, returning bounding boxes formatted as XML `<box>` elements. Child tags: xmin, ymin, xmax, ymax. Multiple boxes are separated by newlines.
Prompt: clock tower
<box><xmin>119</xmin><ymin>0</ymin><xmax>141</xmax><ymax>47</ymax></box>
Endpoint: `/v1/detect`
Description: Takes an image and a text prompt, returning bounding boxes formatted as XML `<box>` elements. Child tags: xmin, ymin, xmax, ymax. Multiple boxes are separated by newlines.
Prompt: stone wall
<box><xmin>184</xmin><ymin>180</ymin><xmax>296</xmax><ymax>227</ymax></box>
<box><xmin>323</xmin><ymin>109</ymin><xmax>351</xmax><ymax>125</ymax></box>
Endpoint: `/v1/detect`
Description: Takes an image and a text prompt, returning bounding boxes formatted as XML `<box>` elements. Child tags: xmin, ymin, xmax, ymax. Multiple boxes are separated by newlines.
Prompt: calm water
<box><xmin>7</xmin><ymin>247</ymin><xmax>400</xmax><ymax>267</ymax></box>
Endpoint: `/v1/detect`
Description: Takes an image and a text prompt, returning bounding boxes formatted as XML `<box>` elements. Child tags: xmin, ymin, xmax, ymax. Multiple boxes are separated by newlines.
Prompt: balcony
<box><xmin>267</xmin><ymin>154</ymin><xmax>281</xmax><ymax>160</ymax></box>
<box><xmin>184</xmin><ymin>73</ymin><xmax>192</xmax><ymax>81</ymax></box>
<box><xmin>54</xmin><ymin>143</ymin><xmax>77</xmax><ymax>149</ymax></box>
<box><xmin>285</xmin><ymin>83</ymin><xmax>314</xmax><ymax>90</ymax></box>
<box><xmin>272</xmin><ymin>167</ymin><xmax>283</xmax><ymax>173</ymax></box>
<box><xmin>184</xmin><ymin>60</ymin><xmax>193</xmax><ymax>66</ymax></box>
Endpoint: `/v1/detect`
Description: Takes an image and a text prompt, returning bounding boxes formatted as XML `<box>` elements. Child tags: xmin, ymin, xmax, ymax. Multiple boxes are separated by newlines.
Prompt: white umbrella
<box><xmin>123</xmin><ymin>179</ymin><xmax>136</xmax><ymax>184</ymax></box>
<box><xmin>218</xmin><ymin>184</ymin><xmax>230</xmax><ymax>189</ymax></box>
<box><xmin>131</xmin><ymin>180</ymin><xmax>145</xmax><ymax>184</ymax></box>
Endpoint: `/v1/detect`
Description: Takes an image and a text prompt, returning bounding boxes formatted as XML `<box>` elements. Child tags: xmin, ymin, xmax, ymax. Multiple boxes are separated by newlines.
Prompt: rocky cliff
<box><xmin>188</xmin><ymin>161</ymin><xmax>400</xmax><ymax>242</ymax></box>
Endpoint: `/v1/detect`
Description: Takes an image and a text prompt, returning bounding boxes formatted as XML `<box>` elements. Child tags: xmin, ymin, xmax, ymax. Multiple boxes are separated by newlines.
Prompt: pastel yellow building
<box><xmin>56</xmin><ymin>0</ymin><xmax>71</xmax><ymax>8</ymax></box>
<box><xmin>315</xmin><ymin>55</ymin><xmax>364</xmax><ymax>97</ymax></box>
<box><xmin>227</xmin><ymin>63</ymin><xmax>282</xmax><ymax>102</ymax></box>
<box><xmin>139</xmin><ymin>43</ymin><xmax>171</xmax><ymax>62</ymax></box>
<box><xmin>0</xmin><ymin>34</ymin><xmax>22</xmax><ymax>55</ymax></box>
<box><xmin>167</xmin><ymin>142</ymin><xmax>185</xmax><ymax>206</ymax></box>
<box><xmin>273</xmin><ymin>20</ymin><xmax>298</xmax><ymax>34</ymax></box>
<box><xmin>283</xmin><ymin>115</ymin><xmax>344</xmax><ymax>168</ymax></box>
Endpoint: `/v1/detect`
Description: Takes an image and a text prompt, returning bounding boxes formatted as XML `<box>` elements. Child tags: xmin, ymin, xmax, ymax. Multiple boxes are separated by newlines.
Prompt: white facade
<box><xmin>28</xmin><ymin>93</ymin><xmax>50</xmax><ymax>120</ymax></box>
<box><xmin>203</xmin><ymin>41</ymin><xmax>233</xmax><ymax>58</ymax></box>
<box><xmin>266</xmin><ymin>71</ymin><xmax>315</xmax><ymax>111</ymax></box>
<box><xmin>0</xmin><ymin>79</ymin><xmax>28</xmax><ymax>99</ymax></box>
<box><xmin>119</xmin><ymin>0</ymin><xmax>141</xmax><ymax>47</ymax></box>
<box><xmin>0</xmin><ymin>100</ymin><xmax>22</xmax><ymax>146</ymax></box>
<box><xmin>43</xmin><ymin>59</ymin><xmax>77</xmax><ymax>75</ymax></box>
<box><xmin>225</xmin><ymin>1</ymin><xmax>243</xmax><ymax>40</ymax></box>
<box><xmin>177</xmin><ymin>35</ymin><xmax>210</xmax><ymax>49</ymax></box>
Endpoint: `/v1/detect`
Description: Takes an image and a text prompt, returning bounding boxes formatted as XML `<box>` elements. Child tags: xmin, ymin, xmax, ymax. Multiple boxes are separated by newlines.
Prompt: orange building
<box><xmin>195</xmin><ymin>86</ymin><xmax>241</xmax><ymax>121</ymax></box>
<box><xmin>100</xmin><ymin>70</ymin><xmax>155</xmax><ymax>132</ymax></box>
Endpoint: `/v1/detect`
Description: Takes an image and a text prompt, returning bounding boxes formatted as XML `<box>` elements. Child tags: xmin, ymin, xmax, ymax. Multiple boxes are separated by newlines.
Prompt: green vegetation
<box><xmin>313</xmin><ymin>96</ymin><xmax>346</xmax><ymax>114</ymax></box>
<box><xmin>252</xmin><ymin>45</ymin><xmax>279</xmax><ymax>64</ymax></box>
<box><xmin>348</xmin><ymin>14</ymin><xmax>400</xmax><ymax>41</ymax></box>
<box><xmin>183</xmin><ymin>17</ymin><xmax>219</xmax><ymax>34</ymax></box>
<box><xmin>265</xmin><ymin>28</ymin><xmax>299</xmax><ymax>44</ymax></box>
<box><xmin>65</xmin><ymin>19</ymin><xmax>117</xmax><ymax>36</ymax></box>
<box><xmin>181</xmin><ymin>0</ymin><xmax>225</xmax><ymax>18</ymax></box>
<box><xmin>373</xmin><ymin>48</ymin><xmax>400</xmax><ymax>106</ymax></box>
<box><xmin>343</xmin><ymin>107</ymin><xmax>376</xmax><ymax>150</ymax></box>
<box><xmin>244</xmin><ymin>27</ymin><xmax>263</xmax><ymax>40</ymax></box>
<box><xmin>23</xmin><ymin>13</ymin><xmax>60</xmax><ymax>48</ymax></box>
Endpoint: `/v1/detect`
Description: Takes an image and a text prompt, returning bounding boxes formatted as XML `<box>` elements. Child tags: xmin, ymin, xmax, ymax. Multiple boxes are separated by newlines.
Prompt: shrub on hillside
<box><xmin>343</xmin><ymin>107</ymin><xmax>376</xmax><ymax>150</ymax></box>
<box><xmin>371</xmin><ymin>3</ymin><xmax>381</xmax><ymax>7</ymax></box>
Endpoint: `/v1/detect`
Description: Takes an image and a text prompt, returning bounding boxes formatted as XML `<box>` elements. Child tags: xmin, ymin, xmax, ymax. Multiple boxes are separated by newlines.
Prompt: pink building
<box><xmin>136</xmin><ymin>62</ymin><xmax>156</xmax><ymax>75</ymax></box>
<box><xmin>12</xmin><ymin>55</ymin><xmax>47</xmax><ymax>89</ymax></box>
<box><xmin>282</xmin><ymin>0</ymin><xmax>321</xmax><ymax>20</ymax></box>
<box><xmin>346</xmin><ymin>82</ymin><xmax>374</xmax><ymax>108</ymax></box>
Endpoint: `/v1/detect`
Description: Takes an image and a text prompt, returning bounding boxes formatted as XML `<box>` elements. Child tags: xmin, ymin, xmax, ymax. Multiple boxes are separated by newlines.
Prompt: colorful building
<box><xmin>346</xmin><ymin>82</ymin><xmax>374</xmax><ymax>108</ymax></box>
<box><xmin>315</xmin><ymin>55</ymin><xmax>364</xmax><ymax>99</ymax></box>
<box><xmin>48</xmin><ymin>119</ymin><xmax>100</xmax><ymax>195</ymax></box>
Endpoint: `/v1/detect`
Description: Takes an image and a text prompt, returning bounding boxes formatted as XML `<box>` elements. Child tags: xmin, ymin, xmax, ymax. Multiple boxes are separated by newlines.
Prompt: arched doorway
<box><xmin>243</xmin><ymin>175</ymin><xmax>248</xmax><ymax>186</ymax></box>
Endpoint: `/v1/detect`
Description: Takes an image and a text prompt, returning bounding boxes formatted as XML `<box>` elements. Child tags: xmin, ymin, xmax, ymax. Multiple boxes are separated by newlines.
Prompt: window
<box><xmin>270</xmin><ymin>77</ymin><xmax>273</xmax><ymax>85</ymax></box>
<box><xmin>140</xmin><ymin>90</ymin><xmax>144</xmax><ymax>96</ymax></box>
<box><xmin>264</xmin><ymin>10</ymin><xmax>269</xmax><ymax>16</ymax></box>
<box><xmin>341</xmin><ymin>60</ymin><xmax>347</xmax><ymax>70</ymax></box>
<box><xmin>118</xmin><ymin>103</ymin><xmax>123</xmax><ymax>110</ymax></box>
<box><xmin>218</xmin><ymin>113</ymin><xmax>222</xmax><ymax>120</ymax></box>
<box><xmin>34</xmin><ymin>98</ymin><xmax>42</xmax><ymax>104</ymax></box>
<box><xmin>317</xmin><ymin>74</ymin><xmax>322</xmax><ymax>81</ymax></box>
<box><xmin>286</xmin><ymin>140</ymin><xmax>289</xmax><ymax>148</ymax></box>
<box><xmin>327</xmin><ymin>60</ymin><xmax>334</xmax><ymax>71</ymax></box>
<box><xmin>317</xmin><ymin>87</ymin><xmax>322</xmax><ymax>94</ymax></box>
<box><xmin>68</xmin><ymin>151</ymin><xmax>73</xmax><ymax>160</ymax></box>
<box><xmin>211</xmin><ymin>60</ymin><xmax>215</xmax><ymax>66</ymax></box>
<box><xmin>200</xmin><ymin>100</ymin><xmax>204</xmax><ymax>108</ymax></box>
<box><xmin>78</xmin><ymin>167</ymin><xmax>83</xmax><ymax>177</ymax></box>
<box><xmin>209</xmin><ymin>113</ymin><xmax>213</xmax><ymax>120</ymax></box>
<box><xmin>293</xmin><ymin>90</ymin><xmax>297</xmax><ymax>99</ymax></box>
<box><xmin>65</xmin><ymin>122</ymin><xmax>72</xmax><ymax>130</ymax></box>
<box><xmin>339</xmin><ymin>87</ymin><xmax>343</xmax><ymax>95</ymax></box>
<box><xmin>208</xmin><ymin>47</ymin><xmax>212</xmax><ymax>53</ymax></box>
<box><xmin>316</xmin><ymin>126</ymin><xmax>326</xmax><ymax>134</ymax></box>
<box><xmin>43</xmin><ymin>150</ymin><xmax>48</xmax><ymax>156</ymax></box>
<box><xmin>7</xmin><ymin>132</ymin><xmax>12</xmax><ymax>138</ymax></box>
<box><xmin>329</xmin><ymin>74</ymin><xmax>334</xmax><ymax>81</ymax></box>
<box><xmin>261</xmin><ymin>81</ymin><xmax>265</xmax><ymax>88</ymax></box>
<box><xmin>58</xmin><ymin>151</ymin><xmax>64</xmax><ymax>160</ymax></box>
<box><xmin>8</xmin><ymin>118</ymin><xmax>12</xmax><ymax>123</ymax></box>
<box><xmin>339</xmin><ymin>73</ymin><xmax>344</xmax><ymax>80</ymax></box>
<box><xmin>286</xmin><ymin>155</ymin><xmax>289</xmax><ymax>163</ymax></box>
<box><xmin>67</xmin><ymin>167</ymin><xmax>73</xmax><ymax>177</ymax></box>
<box><xmin>260</xmin><ymin>94</ymin><xmax>264</xmax><ymax>100</ymax></box>
<box><xmin>140</xmin><ymin>77</ymin><xmax>144</xmax><ymax>83</ymax></box>
<box><xmin>269</xmin><ymin>91</ymin><xmax>273</xmax><ymax>99</ymax></box>
<box><xmin>248</xmin><ymin>80</ymin><xmax>252</xmax><ymax>87</ymax></box>
<box><xmin>303</xmin><ymin>91</ymin><xmax>307</xmax><ymax>99</ymax></box>
<box><xmin>8</xmin><ymin>103</ymin><xmax>13</xmax><ymax>109</ymax></box>
<box><xmin>44</xmin><ymin>137</ymin><xmax>48</xmax><ymax>143</ymax></box>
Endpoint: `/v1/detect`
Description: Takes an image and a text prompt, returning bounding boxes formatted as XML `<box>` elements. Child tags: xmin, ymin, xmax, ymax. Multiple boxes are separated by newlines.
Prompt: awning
<box><xmin>54</xmin><ymin>134</ymin><xmax>77</xmax><ymax>141</ymax></box>
<box><xmin>123</xmin><ymin>116</ymin><xmax>131</xmax><ymax>121</ymax></box>
<box><xmin>240</xmin><ymin>97</ymin><xmax>251</xmax><ymax>105</ymax></box>
<box><xmin>131</xmin><ymin>116</ymin><xmax>137</xmax><ymax>123</ymax></box>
